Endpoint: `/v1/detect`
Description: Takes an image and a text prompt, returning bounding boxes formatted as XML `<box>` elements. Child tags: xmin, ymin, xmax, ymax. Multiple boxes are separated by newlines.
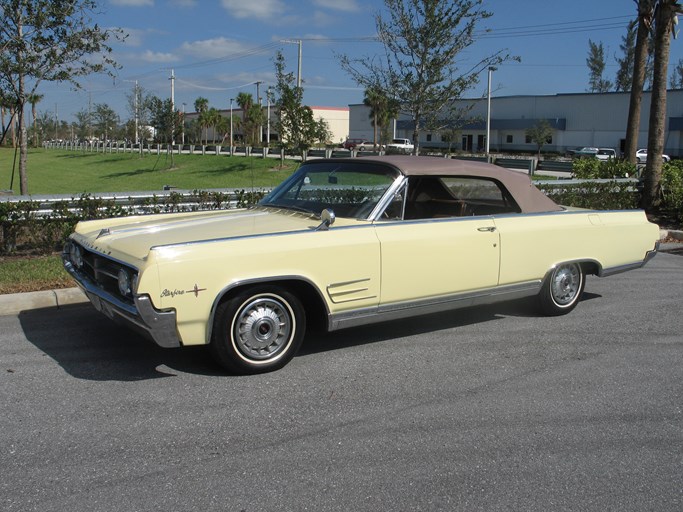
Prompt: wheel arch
<box><xmin>543</xmin><ymin>258</ymin><xmax>601</xmax><ymax>283</ymax></box>
<box><xmin>206</xmin><ymin>276</ymin><xmax>330</xmax><ymax>343</ymax></box>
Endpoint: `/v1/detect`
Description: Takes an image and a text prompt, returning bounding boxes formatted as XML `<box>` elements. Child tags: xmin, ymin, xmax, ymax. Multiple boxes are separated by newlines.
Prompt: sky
<box><xmin>38</xmin><ymin>0</ymin><xmax>683</xmax><ymax>124</ymax></box>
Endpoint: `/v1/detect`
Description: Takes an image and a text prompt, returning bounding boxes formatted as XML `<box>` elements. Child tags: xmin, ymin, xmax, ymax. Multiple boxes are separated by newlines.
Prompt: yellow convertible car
<box><xmin>63</xmin><ymin>156</ymin><xmax>659</xmax><ymax>374</ymax></box>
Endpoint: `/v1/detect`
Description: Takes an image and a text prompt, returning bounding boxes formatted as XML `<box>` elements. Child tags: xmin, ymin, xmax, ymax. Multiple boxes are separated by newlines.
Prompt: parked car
<box><xmin>355</xmin><ymin>141</ymin><xmax>384</xmax><ymax>151</ymax></box>
<box><xmin>567</xmin><ymin>147</ymin><xmax>598</xmax><ymax>158</ymax></box>
<box><xmin>596</xmin><ymin>148</ymin><xmax>617</xmax><ymax>161</ymax></box>
<box><xmin>63</xmin><ymin>156</ymin><xmax>659</xmax><ymax>374</ymax></box>
<box><xmin>386</xmin><ymin>138</ymin><xmax>414</xmax><ymax>153</ymax></box>
<box><xmin>636</xmin><ymin>148</ymin><xmax>671</xmax><ymax>163</ymax></box>
<box><xmin>342</xmin><ymin>138</ymin><xmax>368</xmax><ymax>150</ymax></box>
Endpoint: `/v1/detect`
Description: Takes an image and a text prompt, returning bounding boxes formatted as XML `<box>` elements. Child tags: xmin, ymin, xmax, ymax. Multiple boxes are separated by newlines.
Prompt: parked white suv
<box><xmin>596</xmin><ymin>148</ymin><xmax>616</xmax><ymax>161</ymax></box>
<box><xmin>386</xmin><ymin>138</ymin><xmax>414</xmax><ymax>154</ymax></box>
<box><xmin>636</xmin><ymin>148</ymin><xmax>670</xmax><ymax>163</ymax></box>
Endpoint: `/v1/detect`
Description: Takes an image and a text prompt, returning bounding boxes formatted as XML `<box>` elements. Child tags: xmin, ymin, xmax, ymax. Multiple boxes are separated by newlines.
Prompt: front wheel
<box><xmin>537</xmin><ymin>263</ymin><xmax>585</xmax><ymax>316</ymax></box>
<box><xmin>210</xmin><ymin>286</ymin><xmax>306</xmax><ymax>374</ymax></box>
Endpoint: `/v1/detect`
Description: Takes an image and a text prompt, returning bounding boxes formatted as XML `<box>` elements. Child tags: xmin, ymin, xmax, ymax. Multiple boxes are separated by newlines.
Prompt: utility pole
<box><xmin>169</xmin><ymin>69</ymin><xmax>175</xmax><ymax>145</ymax></box>
<box><xmin>281</xmin><ymin>39</ymin><xmax>302</xmax><ymax>88</ymax></box>
<box><xmin>124</xmin><ymin>79</ymin><xmax>139</xmax><ymax>144</ymax></box>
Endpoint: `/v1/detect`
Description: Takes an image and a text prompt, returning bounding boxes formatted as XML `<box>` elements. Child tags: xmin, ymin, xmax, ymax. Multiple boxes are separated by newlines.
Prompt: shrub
<box><xmin>572</xmin><ymin>158</ymin><xmax>637</xmax><ymax>179</ymax></box>
<box><xmin>537</xmin><ymin>181</ymin><xmax>639</xmax><ymax>210</ymax></box>
<box><xmin>661</xmin><ymin>160</ymin><xmax>683</xmax><ymax>222</ymax></box>
<box><xmin>0</xmin><ymin>189</ymin><xmax>267</xmax><ymax>256</ymax></box>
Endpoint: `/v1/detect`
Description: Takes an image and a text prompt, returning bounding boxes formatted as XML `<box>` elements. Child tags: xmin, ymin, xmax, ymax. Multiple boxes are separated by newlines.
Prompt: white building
<box><xmin>185</xmin><ymin>105</ymin><xmax>349</xmax><ymax>146</ymax></box>
<box><xmin>348</xmin><ymin>90</ymin><xmax>683</xmax><ymax>156</ymax></box>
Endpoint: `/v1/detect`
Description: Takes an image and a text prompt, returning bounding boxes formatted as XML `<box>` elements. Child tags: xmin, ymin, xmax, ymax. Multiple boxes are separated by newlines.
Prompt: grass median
<box><xmin>0</xmin><ymin>148</ymin><xmax>299</xmax><ymax>294</ymax></box>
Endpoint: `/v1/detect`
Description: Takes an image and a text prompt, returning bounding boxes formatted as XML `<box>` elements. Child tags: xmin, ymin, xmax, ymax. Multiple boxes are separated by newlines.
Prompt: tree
<box><xmin>25</xmin><ymin>93</ymin><xmax>42</xmax><ymax>146</ymax></box>
<box><xmin>91</xmin><ymin>103</ymin><xmax>119</xmax><ymax>140</ymax></box>
<box><xmin>236</xmin><ymin>92</ymin><xmax>265</xmax><ymax>145</ymax></box>
<box><xmin>340</xmin><ymin>0</ymin><xmax>513</xmax><ymax>155</ymax></box>
<box><xmin>272</xmin><ymin>51</ymin><xmax>320</xmax><ymax>164</ymax></box>
<box><xmin>363</xmin><ymin>85</ymin><xmax>400</xmax><ymax>147</ymax></box>
<box><xmin>624</xmin><ymin>1</ymin><xmax>655</xmax><ymax>163</ymax></box>
<box><xmin>670</xmin><ymin>58</ymin><xmax>683</xmax><ymax>87</ymax></box>
<box><xmin>194</xmin><ymin>97</ymin><xmax>209</xmax><ymax>144</ymax></box>
<box><xmin>0</xmin><ymin>0</ymin><xmax>122</xmax><ymax>194</ymax></box>
<box><xmin>525</xmin><ymin>120</ymin><xmax>553</xmax><ymax>158</ymax></box>
<box><xmin>642</xmin><ymin>0</ymin><xmax>683</xmax><ymax>210</ymax></box>
<box><xmin>615</xmin><ymin>21</ymin><xmax>638</xmax><ymax>91</ymax></box>
<box><xmin>586</xmin><ymin>40</ymin><xmax>613</xmax><ymax>92</ymax></box>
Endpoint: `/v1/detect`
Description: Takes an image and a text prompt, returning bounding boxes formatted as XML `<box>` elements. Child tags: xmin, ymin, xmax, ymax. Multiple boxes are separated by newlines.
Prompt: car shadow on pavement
<box><xmin>299</xmin><ymin>298</ymin><xmax>540</xmax><ymax>356</ymax></box>
<box><xmin>18</xmin><ymin>303</ymin><xmax>223</xmax><ymax>381</ymax></box>
<box><xmin>18</xmin><ymin>293</ymin><xmax>603</xmax><ymax>380</ymax></box>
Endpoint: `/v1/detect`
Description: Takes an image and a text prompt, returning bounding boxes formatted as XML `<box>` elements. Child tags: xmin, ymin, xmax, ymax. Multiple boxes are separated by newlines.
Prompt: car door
<box><xmin>373</xmin><ymin>217</ymin><xmax>500</xmax><ymax>306</ymax></box>
<box><xmin>372</xmin><ymin>176</ymin><xmax>505</xmax><ymax>306</ymax></box>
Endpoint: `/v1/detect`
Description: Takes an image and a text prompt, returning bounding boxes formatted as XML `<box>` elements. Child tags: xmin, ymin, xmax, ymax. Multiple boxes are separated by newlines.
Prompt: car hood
<box><xmin>73</xmin><ymin>207</ymin><xmax>336</xmax><ymax>262</ymax></box>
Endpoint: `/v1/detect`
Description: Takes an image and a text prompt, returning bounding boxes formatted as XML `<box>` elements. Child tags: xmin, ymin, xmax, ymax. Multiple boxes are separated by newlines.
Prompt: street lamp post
<box><xmin>181</xmin><ymin>103</ymin><xmax>186</xmax><ymax>145</ymax></box>
<box><xmin>229</xmin><ymin>98</ymin><xmax>234</xmax><ymax>150</ymax></box>
<box><xmin>266</xmin><ymin>87</ymin><xmax>271</xmax><ymax>147</ymax></box>
<box><xmin>486</xmin><ymin>66</ymin><xmax>496</xmax><ymax>159</ymax></box>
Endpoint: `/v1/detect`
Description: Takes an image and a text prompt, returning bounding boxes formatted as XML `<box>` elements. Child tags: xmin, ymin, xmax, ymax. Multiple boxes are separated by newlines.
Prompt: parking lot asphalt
<box><xmin>0</xmin><ymin>229</ymin><xmax>681</xmax><ymax>317</ymax></box>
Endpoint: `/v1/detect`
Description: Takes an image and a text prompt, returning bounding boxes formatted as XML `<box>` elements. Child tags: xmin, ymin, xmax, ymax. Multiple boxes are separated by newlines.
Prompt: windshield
<box><xmin>260</xmin><ymin>161</ymin><xmax>400</xmax><ymax>219</ymax></box>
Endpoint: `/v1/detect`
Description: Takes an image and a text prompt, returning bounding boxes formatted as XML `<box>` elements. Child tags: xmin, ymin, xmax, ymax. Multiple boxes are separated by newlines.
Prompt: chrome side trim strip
<box><xmin>328</xmin><ymin>280</ymin><xmax>542</xmax><ymax>331</ymax></box>
<box><xmin>599</xmin><ymin>242</ymin><xmax>659</xmax><ymax>277</ymax></box>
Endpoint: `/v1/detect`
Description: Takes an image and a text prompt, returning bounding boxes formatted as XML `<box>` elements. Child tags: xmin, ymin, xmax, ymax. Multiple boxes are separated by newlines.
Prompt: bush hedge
<box><xmin>0</xmin><ymin>189</ymin><xmax>266</xmax><ymax>256</ymax></box>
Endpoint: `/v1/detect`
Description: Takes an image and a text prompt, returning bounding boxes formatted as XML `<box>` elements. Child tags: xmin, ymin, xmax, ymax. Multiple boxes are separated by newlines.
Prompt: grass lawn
<box><xmin>0</xmin><ymin>148</ymin><xmax>298</xmax><ymax>195</ymax></box>
<box><xmin>0</xmin><ymin>148</ymin><xmax>300</xmax><ymax>293</ymax></box>
<box><xmin>0</xmin><ymin>254</ymin><xmax>72</xmax><ymax>294</ymax></box>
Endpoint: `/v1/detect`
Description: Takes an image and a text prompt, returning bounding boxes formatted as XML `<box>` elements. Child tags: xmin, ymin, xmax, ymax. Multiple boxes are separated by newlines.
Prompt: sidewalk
<box><xmin>1</xmin><ymin>230</ymin><xmax>682</xmax><ymax>317</ymax></box>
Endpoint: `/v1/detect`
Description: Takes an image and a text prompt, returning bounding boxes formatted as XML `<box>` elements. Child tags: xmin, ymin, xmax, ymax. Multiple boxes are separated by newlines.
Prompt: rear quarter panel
<box><xmin>494</xmin><ymin>210</ymin><xmax>659</xmax><ymax>285</ymax></box>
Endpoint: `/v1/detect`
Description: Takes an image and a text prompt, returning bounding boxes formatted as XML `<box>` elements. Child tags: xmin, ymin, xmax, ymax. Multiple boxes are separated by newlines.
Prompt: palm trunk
<box><xmin>624</xmin><ymin>1</ymin><xmax>652</xmax><ymax>163</ymax></box>
<box><xmin>642</xmin><ymin>0</ymin><xmax>675</xmax><ymax>210</ymax></box>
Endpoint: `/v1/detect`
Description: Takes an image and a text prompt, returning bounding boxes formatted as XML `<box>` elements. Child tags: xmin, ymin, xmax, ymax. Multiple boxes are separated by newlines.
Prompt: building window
<box><xmin>525</xmin><ymin>135</ymin><xmax>531</xmax><ymax>144</ymax></box>
<box><xmin>506</xmin><ymin>135</ymin><xmax>513</xmax><ymax>144</ymax></box>
<box><xmin>426</xmin><ymin>133</ymin><xmax>432</xmax><ymax>142</ymax></box>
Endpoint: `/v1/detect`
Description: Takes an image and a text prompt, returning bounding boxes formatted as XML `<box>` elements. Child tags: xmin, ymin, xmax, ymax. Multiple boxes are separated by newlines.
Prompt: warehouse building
<box><xmin>348</xmin><ymin>90</ymin><xmax>683</xmax><ymax>157</ymax></box>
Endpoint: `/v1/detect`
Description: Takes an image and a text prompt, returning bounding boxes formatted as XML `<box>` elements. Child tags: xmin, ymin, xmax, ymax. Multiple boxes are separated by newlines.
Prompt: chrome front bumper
<box><xmin>62</xmin><ymin>252</ymin><xmax>182</xmax><ymax>348</ymax></box>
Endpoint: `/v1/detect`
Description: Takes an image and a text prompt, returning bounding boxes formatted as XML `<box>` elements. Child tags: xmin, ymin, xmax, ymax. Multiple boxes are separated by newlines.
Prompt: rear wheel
<box><xmin>538</xmin><ymin>263</ymin><xmax>585</xmax><ymax>316</ymax></box>
<box><xmin>210</xmin><ymin>286</ymin><xmax>305</xmax><ymax>374</ymax></box>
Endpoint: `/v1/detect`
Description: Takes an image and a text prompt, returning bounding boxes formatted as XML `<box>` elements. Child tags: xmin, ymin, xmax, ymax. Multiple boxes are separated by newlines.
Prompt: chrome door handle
<box><xmin>477</xmin><ymin>226</ymin><xmax>497</xmax><ymax>232</ymax></box>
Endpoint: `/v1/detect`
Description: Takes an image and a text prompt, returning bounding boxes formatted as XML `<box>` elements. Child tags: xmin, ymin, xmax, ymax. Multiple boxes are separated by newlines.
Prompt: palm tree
<box><xmin>236</xmin><ymin>92</ymin><xmax>255</xmax><ymax>144</ymax></box>
<box><xmin>27</xmin><ymin>93</ymin><xmax>43</xmax><ymax>147</ymax></box>
<box><xmin>624</xmin><ymin>0</ymin><xmax>655</xmax><ymax>164</ymax></box>
<box><xmin>363</xmin><ymin>86</ymin><xmax>383</xmax><ymax>147</ymax></box>
<box><xmin>363</xmin><ymin>86</ymin><xmax>400</xmax><ymax>148</ymax></box>
<box><xmin>642</xmin><ymin>0</ymin><xmax>683</xmax><ymax>209</ymax></box>
<box><xmin>194</xmin><ymin>97</ymin><xmax>209</xmax><ymax>144</ymax></box>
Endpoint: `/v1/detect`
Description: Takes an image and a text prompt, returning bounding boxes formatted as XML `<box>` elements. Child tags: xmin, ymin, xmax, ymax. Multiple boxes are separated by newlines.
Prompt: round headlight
<box><xmin>117</xmin><ymin>268</ymin><xmax>132</xmax><ymax>296</ymax></box>
<box><xmin>70</xmin><ymin>243</ymin><xmax>83</xmax><ymax>269</ymax></box>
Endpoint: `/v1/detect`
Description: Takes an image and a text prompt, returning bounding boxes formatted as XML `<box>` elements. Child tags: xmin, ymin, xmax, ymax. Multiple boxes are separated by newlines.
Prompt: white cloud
<box><xmin>179</xmin><ymin>37</ymin><xmax>254</xmax><ymax>59</ymax></box>
<box><xmin>169</xmin><ymin>0</ymin><xmax>197</xmax><ymax>5</ymax></box>
<box><xmin>139</xmin><ymin>50</ymin><xmax>178</xmax><ymax>63</ymax></box>
<box><xmin>311</xmin><ymin>0</ymin><xmax>360</xmax><ymax>12</ymax></box>
<box><xmin>220</xmin><ymin>0</ymin><xmax>285</xmax><ymax>20</ymax></box>
<box><xmin>110</xmin><ymin>0</ymin><xmax>154</xmax><ymax>6</ymax></box>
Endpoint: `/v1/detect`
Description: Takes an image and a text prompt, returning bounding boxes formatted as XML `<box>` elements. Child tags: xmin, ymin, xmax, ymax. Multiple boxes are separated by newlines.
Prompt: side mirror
<box><xmin>316</xmin><ymin>208</ymin><xmax>336</xmax><ymax>231</ymax></box>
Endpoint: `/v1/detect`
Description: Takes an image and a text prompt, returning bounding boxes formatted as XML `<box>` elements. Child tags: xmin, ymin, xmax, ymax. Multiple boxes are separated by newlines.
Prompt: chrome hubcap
<box><xmin>551</xmin><ymin>264</ymin><xmax>581</xmax><ymax>306</ymax></box>
<box><xmin>233</xmin><ymin>296</ymin><xmax>293</xmax><ymax>360</ymax></box>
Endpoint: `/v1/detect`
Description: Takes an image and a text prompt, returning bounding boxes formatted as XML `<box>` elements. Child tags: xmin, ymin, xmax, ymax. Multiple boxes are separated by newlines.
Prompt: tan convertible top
<box><xmin>344</xmin><ymin>155</ymin><xmax>564</xmax><ymax>214</ymax></box>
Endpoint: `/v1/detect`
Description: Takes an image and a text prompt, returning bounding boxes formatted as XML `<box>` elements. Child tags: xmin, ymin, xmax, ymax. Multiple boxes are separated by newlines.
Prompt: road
<box><xmin>1</xmin><ymin>253</ymin><xmax>682</xmax><ymax>512</ymax></box>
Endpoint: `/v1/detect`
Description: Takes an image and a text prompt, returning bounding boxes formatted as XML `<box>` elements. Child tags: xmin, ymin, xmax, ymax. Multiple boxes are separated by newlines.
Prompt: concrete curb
<box><xmin>0</xmin><ymin>229</ymin><xmax>682</xmax><ymax>317</ymax></box>
<box><xmin>0</xmin><ymin>287</ymin><xmax>87</xmax><ymax>316</ymax></box>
